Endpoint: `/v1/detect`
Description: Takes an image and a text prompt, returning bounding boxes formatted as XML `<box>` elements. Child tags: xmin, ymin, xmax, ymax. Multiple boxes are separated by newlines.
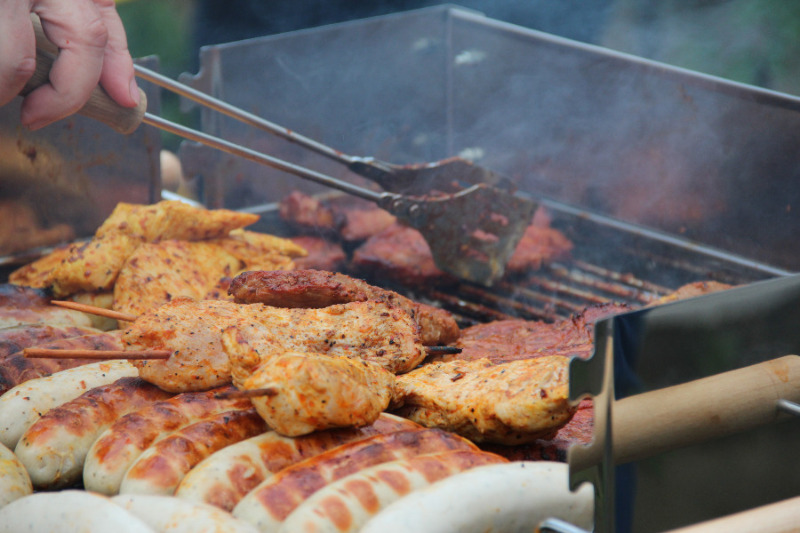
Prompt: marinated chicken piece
<box><xmin>124</xmin><ymin>298</ymin><xmax>424</xmax><ymax>393</ymax></box>
<box><xmin>221</xmin><ymin>299</ymin><xmax>425</xmax><ymax>383</ymax></box>
<box><xmin>288</xmin><ymin>236</ymin><xmax>346</xmax><ymax>272</ymax></box>
<box><xmin>123</xmin><ymin>298</ymin><xmax>244</xmax><ymax>393</ymax></box>
<box><xmin>113</xmin><ymin>231</ymin><xmax>304</xmax><ymax>320</ymax></box>
<box><xmin>112</xmin><ymin>240</ymin><xmax>243</xmax><ymax>321</ymax></box>
<box><xmin>7</xmin><ymin>245</ymin><xmax>72</xmax><ymax>288</ymax></box>
<box><xmin>50</xmin><ymin>233</ymin><xmax>144</xmax><ymax>296</ymax></box>
<box><xmin>0</xmin><ymin>331</ymin><xmax>123</xmax><ymax>395</ymax></box>
<box><xmin>391</xmin><ymin>356</ymin><xmax>575</xmax><ymax>444</ymax></box>
<box><xmin>95</xmin><ymin>200</ymin><xmax>259</xmax><ymax>242</ymax></box>
<box><xmin>228</xmin><ymin>269</ymin><xmax>459</xmax><ymax>346</ymax></box>
<box><xmin>238</xmin><ymin>351</ymin><xmax>395</xmax><ymax>436</ymax></box>
<box><xmin>8</xmin><ymin>201</ymin><xmax>262</xmax><ymax>297</ymax></box>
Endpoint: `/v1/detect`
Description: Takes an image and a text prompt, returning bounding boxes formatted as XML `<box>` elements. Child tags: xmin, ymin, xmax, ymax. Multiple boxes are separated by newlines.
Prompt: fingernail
<box><xmin>130</xmin><ymin>78</ymin><xmax>141</xmax><ymax>106</ymax></box>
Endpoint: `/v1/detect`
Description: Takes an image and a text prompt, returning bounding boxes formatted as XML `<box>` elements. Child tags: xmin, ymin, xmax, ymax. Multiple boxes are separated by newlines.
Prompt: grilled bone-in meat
<box><xmin>391</xmin><ymin>356</ymin><xmax>575</xmax><ymax>444</ymax></box>
<box><xmin>228</xmin><ymin>269</ymin><xmax>459</xmax><ymax>346</ymax></box>
<box><xmin>234</xmin><ymin>351</ymin><xmax>396</xmax><ymax>436</ymax></box>
<box><xmin>123</xmin><ymin>297</ymin><xmax>425</xmax><ymax>393</ymax></box>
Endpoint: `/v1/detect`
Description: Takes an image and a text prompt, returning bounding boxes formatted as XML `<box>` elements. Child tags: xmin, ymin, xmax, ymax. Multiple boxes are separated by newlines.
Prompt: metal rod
<box><xmin>135</xmin><ymin>65</ymin><xmax>353</xmax><ymax>166</ymax></box>
<box><xmin>776</xmin><ymin>399</ymin><xmax>800</xmax><ymax>417</ymax></box>
<box><xmin>141</xmin><ymin>112</ymin><xmax>385</xmax><ymax>203</ymax></box>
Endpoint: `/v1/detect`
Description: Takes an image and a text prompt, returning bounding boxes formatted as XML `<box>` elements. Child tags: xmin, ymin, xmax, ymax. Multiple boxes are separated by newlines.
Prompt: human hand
<box><xmin>0</xmin><ymin>0</ymin><xmax>140</xmax><ymax>130</ymax></box>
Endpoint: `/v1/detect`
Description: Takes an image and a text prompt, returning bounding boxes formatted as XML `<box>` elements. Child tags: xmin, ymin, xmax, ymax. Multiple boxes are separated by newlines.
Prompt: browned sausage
<box><xmin>175</xmin><ymin>413</ymin><xmax>421</xmax><ymax>511</ymax></box>
<box><xmin>84</xmin><ymin>387</ymin><xmax>253</xmax><ymax>495</ymax></box>
<box><xmin>119</xmin><ymin>408</ymin><xmax>268</xmax><ymax>496</ymax></box>
<box><xmin>15</xmin><ymin>376</ymin><xmax>173</xmax><ymax>490</ymax></box>
<box><xmin>232</xmin><ymin>428</ymin><xmax>477</xmax><ymax>531</ymax></box>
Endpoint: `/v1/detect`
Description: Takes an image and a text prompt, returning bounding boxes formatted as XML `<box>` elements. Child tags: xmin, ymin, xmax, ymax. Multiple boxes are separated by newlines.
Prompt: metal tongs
<box><xmin>25</xmin><ymin>16</ymin><xmax>536</xmax><ymax>286</ymax></box>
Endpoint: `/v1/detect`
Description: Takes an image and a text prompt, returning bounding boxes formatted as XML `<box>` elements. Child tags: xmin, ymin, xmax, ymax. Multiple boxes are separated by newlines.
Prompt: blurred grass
<box><xmin>117</xmin><ymin>0</ymin><xmax>196</xmax><ymax>151</ymax></box>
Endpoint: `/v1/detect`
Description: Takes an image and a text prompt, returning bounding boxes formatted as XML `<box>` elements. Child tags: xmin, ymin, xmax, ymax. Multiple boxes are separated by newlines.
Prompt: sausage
<box><xmin>232</xmin><ymin>428</ymin><xmax>477</xmax><ymax>532</ymax></box>
<box><xmin>14</xmin><ymin>377</ymin><xmax>173</xmax><ymax>490</ymax></box>
<box><xmin>112</xmin><ymin>494</ymin><xmax>260</xmax><ymax>533</ymax></box>
<box><xmin>0</xmin><ymin>490</ymin><xmax>156</xmax><ymax>533</ymax></box>
<box><xmin>119</xmin><ymin>407</ymin><xmax>269</xmax><ymax>496</ymax></box>
<box><xmin>0</xmin><ymin>330</ymin><xmax>124</xmax><ymax>395</ymax></box>
<box><xmin>0</xmin><ymin>442</ymin><xmax>31</xmax><ymax>509</ymax></box>
<box><xmin>84</xmin><ymin>388</ymin><xmax>253</xmax><ymax>495</ymax></box>
<box><xmin>0</xmin><ymin>359</ymin><xmax>137</xmax><ymax>449</ymax></box>
<box><xmin>280</xmin><ymin>449</ymin><xmax>508</xmax><ymax>533</ymax></box>
<box><xmin>359</xmin><ymin>461</ymin><xmax>595</xmax><ymax>533</ymax></box>
<box><xmin>175</xmin><ymin>413</ymin><xmax>421</xmax><ymax>511</ymax></box>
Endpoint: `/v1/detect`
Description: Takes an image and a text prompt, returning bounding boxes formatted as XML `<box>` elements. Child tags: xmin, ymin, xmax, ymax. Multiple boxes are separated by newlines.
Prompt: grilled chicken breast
<box><xmin>391</xmin><ymin>356</ymin><xmax>575</xmax><ymax>444</ymax></box>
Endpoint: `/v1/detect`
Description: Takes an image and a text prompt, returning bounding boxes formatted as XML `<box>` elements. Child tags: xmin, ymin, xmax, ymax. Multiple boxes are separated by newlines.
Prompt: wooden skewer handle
<box><xmin>572</xmin><ymin>355</ymin><xmax>800</xmax><ymax>470</ymax></box>
<box><xmin>21</xmin><ymin>15</ymin><xmax>147</xmax><ymax>134</ymax></box>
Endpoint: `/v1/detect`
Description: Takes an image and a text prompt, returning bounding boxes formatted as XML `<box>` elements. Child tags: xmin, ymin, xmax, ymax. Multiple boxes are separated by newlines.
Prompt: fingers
<box><xmin>0</xmin><ymin>0</ymin><xmax>37</xmax><ymax>108</ymax></box>
<box><xmin>3</xmin><ymin>0</ymin><xmax>138</xmax><ymax>130</ymax></box>
<box><xmin>94</xmin><ymin>0</ymin><xmax>140</xmax><ymax>108</ymax></box>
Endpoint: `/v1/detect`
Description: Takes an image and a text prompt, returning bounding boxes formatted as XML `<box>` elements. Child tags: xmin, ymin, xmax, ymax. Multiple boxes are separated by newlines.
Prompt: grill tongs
<box><xmin>24</xmin><ymin>18</ymin><xmax>536</xmax><ymax>287</ymax></box>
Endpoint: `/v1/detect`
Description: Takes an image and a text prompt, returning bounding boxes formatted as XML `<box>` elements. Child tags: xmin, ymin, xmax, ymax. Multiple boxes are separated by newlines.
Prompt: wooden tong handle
<box><xmin>665</xmin><ymin>494</ymin><xmax>800</xmax><ymax>533</ymax></box>
<box><xmin>21</xmin><ymin>15</ymin><xmax>147</xmax><ymax>134</ymax></box>
<box><xmin>613</xmin><ymin>354</ymin><xmax>800</xmax><ymax>464</ymax></box>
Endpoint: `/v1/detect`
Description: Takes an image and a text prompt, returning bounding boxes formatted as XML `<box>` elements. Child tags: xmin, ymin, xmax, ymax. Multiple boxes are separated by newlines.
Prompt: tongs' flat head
<box><xmin>381</xmin><ymin>184</ymin><xmax>537</xmax><ymax>286</ymax></box>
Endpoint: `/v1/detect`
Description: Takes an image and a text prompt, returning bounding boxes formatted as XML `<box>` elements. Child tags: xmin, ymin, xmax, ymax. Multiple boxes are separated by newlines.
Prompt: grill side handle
<box><xmin>571</xmin><ymin>354</ymin><xmax>800</xmax><ymax>471</ymax></box>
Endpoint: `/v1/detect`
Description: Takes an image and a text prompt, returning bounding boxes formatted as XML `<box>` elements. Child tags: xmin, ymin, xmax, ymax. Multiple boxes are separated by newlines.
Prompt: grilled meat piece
<box><xmin>278</xmin><ymin>192</ymin><xmax>395</xmax><ymax>242</ymax></box>
<box><xmin>450</xmin><ymin>302</ymin><xmax>633</xmax><ymax>364</ymax></box>
<box><xmin>238</xmin><ymin>351</ymin><xmax>395</xmax><ymax>436</ymax></box>
<box><xmin>351</xmin><ymin>223</ymin><xmax>454</xmax><ymax>287</ymax></box>
<box><xmin>0</xmin><ymin>324</ymin><xmax>101</xmax><ymax>358</ymax></box>
<box><xmin>647</xmin><ymin>280</ymin><xmax>733</xmax><ymax>306</ymax></box>
<box><xmin>228</xmin><ymin>269</ymin><xmax>459</xmax><ymax>346</ymax></box>
<box><xmin>0</xmin><ymin>330</ymin><xmax>123</xmax><ymax>395</ymax></box>
<box><xmin>124</xmin><ymin>298</ymin><xmax>425</xmax><ymax>392</ymax></box>
<box><xmin>391</xmin><ymin>356</ymin><xmax>575</xmax><ymax>444</ymax></box>
<box><xmin>278</xmin><ymin>191</ymin><xmax>344</xmax><ymax>234</ymax></box>
<box><xmin>288</xmin><ymin>236</ymin><xmax>346</xmax><ymax>271</ymax></box>
<box><xmin>351</xmin><ymin>209</ymin><xmax>573</xmax><ymax>286</ymax></box>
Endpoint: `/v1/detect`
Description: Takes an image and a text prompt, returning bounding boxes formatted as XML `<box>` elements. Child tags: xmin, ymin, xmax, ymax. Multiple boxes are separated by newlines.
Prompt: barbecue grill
<box><xmin>167</xmin><ymin>6</ymin><xmax>800</xmax><ymax>530</ymax></box>
<box><xmin>2</xmin><ymin>4</ymin><xmax>799</xmax><ymax>531</ymax></box>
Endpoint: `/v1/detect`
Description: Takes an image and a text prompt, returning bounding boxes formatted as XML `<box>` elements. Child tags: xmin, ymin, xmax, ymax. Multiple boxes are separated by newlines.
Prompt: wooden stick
<box><xmin>214</xmin><ymin>387</ymin><xmax>279</xmax><ymax>399</ymax></box>
<box><xmin>24</xmin><ymin>348</ymin><xmax>172</xmax><ymax>360</ymax></box>
<box><xmin>425</xmin><ymin>346</ymin><xmax>462</xmax><ymax>355</ymax></box>
<box><xmin>51</xmin><ymin>300</ymin><xmax>138</xmax><ymax>322</ymax></box>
